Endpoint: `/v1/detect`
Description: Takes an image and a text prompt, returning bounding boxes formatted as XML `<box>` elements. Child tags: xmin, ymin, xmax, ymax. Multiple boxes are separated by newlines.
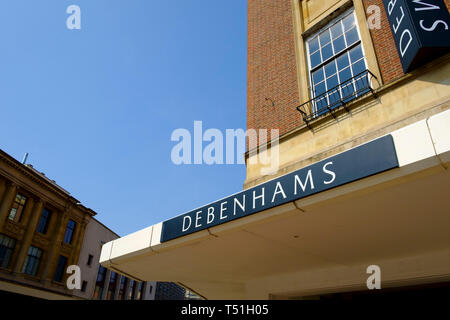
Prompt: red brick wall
<box><xmin>247</xmin><ymin>0</ymin><xmax>301</xmax><ymax>148</ymax></box>
<box><xmin>363</xmin><ymin>0</ymin><xmax>404</xmax><ymax>83</ymax></box>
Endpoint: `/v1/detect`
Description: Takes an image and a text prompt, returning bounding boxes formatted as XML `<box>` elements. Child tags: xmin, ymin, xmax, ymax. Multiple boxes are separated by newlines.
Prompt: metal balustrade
<box><xmin>297</xmin><ymin>70</ymin><xmax>378</xmax><ymax>128</ymax></box>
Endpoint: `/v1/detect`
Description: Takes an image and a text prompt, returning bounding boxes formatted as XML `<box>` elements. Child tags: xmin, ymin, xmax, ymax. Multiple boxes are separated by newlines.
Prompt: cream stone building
<box><xmin>0</xmin><ymin>150</ymin><xmax>94</xmax><ymax>299</ymax></box>
<box><xmin>100</xmin><ymin>0</ymin><xmax>450</xmax><ymax>299</ymax></box>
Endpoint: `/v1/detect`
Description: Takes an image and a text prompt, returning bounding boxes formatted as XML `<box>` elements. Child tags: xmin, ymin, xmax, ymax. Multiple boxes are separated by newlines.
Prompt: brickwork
<box><xmin>247</xmin><ymin>0</ymin><xmax>301</xmax><ymax>147</ymax></box>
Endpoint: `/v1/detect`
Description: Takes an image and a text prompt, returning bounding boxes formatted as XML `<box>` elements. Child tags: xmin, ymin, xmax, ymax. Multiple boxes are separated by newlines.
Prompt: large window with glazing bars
<box><xmin>305</xmin><ymin>8</ymin><xmax>368</xmax><ymax>116</ymax></box>
<box><xmin>22</xmin><ymin>246</ymin><xmax>43</xmax><ymax>276</ymax></box>
<box><xmin>8</xmin><ymin>193</ymin><xmax>28</xmax><ymax>223</ymax></box>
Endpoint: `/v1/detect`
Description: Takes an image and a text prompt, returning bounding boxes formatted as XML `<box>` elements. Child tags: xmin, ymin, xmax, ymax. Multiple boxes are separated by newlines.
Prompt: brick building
<box><xmin>100</xmin><ymin>0</ymin><xmax>450</xmax><ymax>299</ymax></box>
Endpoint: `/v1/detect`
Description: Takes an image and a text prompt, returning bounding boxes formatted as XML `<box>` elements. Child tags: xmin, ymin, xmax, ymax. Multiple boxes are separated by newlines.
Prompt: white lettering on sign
<box><xmin>387</xmin><ymin>0</ymin><xmax>398</xmax><ymax>16</ymax></box>
<box><xmin>419</xmin><ymin>19</ymin><xmax>449</xmax><ymax>31</ymax></box>
<box><xmin>178</xmin><ymin>165</ymin><xmax>336</xmax><ymax>232</ymax></box>
<box><xmin>182</xmin><ymin>215</ymin><xmax>192</xmax><ymax>232</ymax></box>
<box><xmin>233</xmin><ymin>196</ymin><xmax>245</xmax><ymax>216</ymax></box>
<box><xmin>179</xmin><ymin>164</ymin><xmax>337</xmax><ymax>233</ymax></box>
<box><xmin>220</xmin><ymin>201</ymin><xmax>228</xmax><ymax>220</ymax></box>
<box><xmin>412</xmin><ymin>0</ymin><xmax>440</xmax><ymax>11</ymax></box>
<box><xmin>253</xmin><ymin>188</ymin><xmax>265</xmax><ymax>209</ymax></box>
<box><xmin>323</xmin><ymin>162</ymin><xmax>336</xmax><ymax>185</ymax></box>
<box><xmin>393</xmin><ymin>6</ymin><xmax>406</xmax><ymax>34</ymax></box>
<box><xmin>271</xmin><ymin>182</ymin><xmax>287</xmax><ymax>203</ymax></box>
<box><xmin>195</xmin><ymin>211</ymin><xmax>202</xmax><ymax>228</ymax></box>
<box><xmin>207</xmin><ymin>207</ymin><xmax>215</xmax><ymax>224</ymax></box>
<box><xmin>400</xmin><ymin>29</ymin><xmax>413</xmax><ymax>57</ymax></box>
<box><xmin>294</xmin><ymin>170</ymin><xmax>315</xmax><ymax>195</ymax></box>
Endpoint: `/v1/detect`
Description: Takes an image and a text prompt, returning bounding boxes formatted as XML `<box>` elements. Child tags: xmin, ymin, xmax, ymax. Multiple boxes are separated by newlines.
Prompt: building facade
<box><xmin>100</xmin><ymin>0</ymin><xmax>450</xmax><ymax>299</ymax></box>
<box><xmin>0</xmin><ymin>149</ymin><xmax>187</xmax><ymax>300</ymax></box>
<box><xmin>0</xmin><ymin>150</ymin><xmax>95</xmax><ymax>299</ymax></box>
<box><xmin>75</xmin><ymin>217</ymin><xmax>186</xmax><ymax>300</ymax></box>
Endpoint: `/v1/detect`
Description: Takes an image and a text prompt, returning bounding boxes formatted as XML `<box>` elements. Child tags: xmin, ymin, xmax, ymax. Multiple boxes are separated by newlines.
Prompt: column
<box><xmin>0</xmin><ymin>182</ymin><xmax>17</xmax><ymax>230</ymax></box>
<box><xmin>100</xmin><ymin>269</ymin><xmax>111</xmax><ymax>300</ymax></box>
<box><xmin>124</xmin><ymin>279</ymin><xmax>131</xmax><ymax>300</ymax></box>
<box><xmin>40</xmin><ymin>211</ymin><xmax>67</xmax><ymax>282</ymax></box>
<box><xmin>0</xmin><ymin>179</ymin><xmax>6</xmax><ymax>202</ymax></box>
<box><xmin>68</xmin><ymin>218</ymin><xmax>88</xmax><ymax>268</ymax></box>
<box><xmin>133</xmin><ymin>281</ymin><xmax>140</xmax><ymax>300</ymax></box>
<box><xmin>113</xmin><ymin>275</ymin><xmax>122</xmax><ymax>300</ymax></box>
<box><xmin>13</xmin><ymin>198</ymin><xmax>43</xmax><ymax>274</ymax></box>
<box><xmin>141</xmin><ymin>282</ymin><xmax>149</xmax><ymax>300</ymax></box>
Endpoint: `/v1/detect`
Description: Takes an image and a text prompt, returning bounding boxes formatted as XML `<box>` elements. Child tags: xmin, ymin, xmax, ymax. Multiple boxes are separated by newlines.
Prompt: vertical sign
<box><xmin>383</xmin><ymin>0</ymin><xmax>450</xmax><ymax>73</ymax></box>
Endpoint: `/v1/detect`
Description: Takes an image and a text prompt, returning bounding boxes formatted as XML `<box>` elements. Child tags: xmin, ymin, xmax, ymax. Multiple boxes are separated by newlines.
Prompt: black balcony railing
<box><xmin>297</xmin><ymin>70</ymin><xmax>378</xmax><ymax>128</ymax></box>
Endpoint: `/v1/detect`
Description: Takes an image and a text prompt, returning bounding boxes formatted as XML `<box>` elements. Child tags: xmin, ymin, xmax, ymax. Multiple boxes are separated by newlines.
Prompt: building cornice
<box><xmin>0</xmin><ymin>149</ymin><xmax>96</xmax><ymax>217</ymax></box>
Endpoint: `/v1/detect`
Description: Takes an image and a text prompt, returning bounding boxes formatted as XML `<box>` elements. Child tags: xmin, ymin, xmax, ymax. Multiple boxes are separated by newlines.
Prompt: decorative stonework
<box><xmin>60</xmin><ymin>242</ymin><xmax>73</xmax><ymax>255</ymax></box>
<box><xmin>3</xmin><ymin>221</ymin><xmax>25</xmax><ymax>237</ymax></box>
<box><xmin>33</xmin><ymin>233</ymin><xmax>50</xmax><ymax>247</ymax></box>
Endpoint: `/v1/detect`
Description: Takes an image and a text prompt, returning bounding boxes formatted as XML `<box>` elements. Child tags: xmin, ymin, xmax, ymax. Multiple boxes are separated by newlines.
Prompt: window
<box><xmin>0</xmin><ymin>234</ymin><xmax>16</xmax><ymax>268</ymax></box>
<box><xmin>81</xmin><ymin>281</ymin><xmax>88</xmax><ymax>292</ymax></box>
<box><xmin>53</xmin><ymin>255</ymin><xmax>68</xmax><ymax>282</ymax></box>
<box><xmin>118</xmin><ymin>277</ymin><xmax>128</xmax><ymax>300</ymax></box>
<box><xmin>22</xmin><ymin>246</ymin><xmax>43</xmax><ymax>276</ymax></box>
<box><xmin>129</xmin><ymin>280</ymin><xmax>137</xmax><ymax>300</ymax></box>
<box><xmin>106</xmin><ymin>272</ymin><xmax>118</xmax><ymax>300</ymax></box>
<box><xmin>306</xmin><ymin>9</ymin><xmax>367</xmax><ymax>116</ymax></box>
<box><xmin>93</xmin><ymin>265</ymin><xmax>107</xmax><ymax>299</ymax></box>
<box><xmin>87</xmin><ymin>254</ymin><xmax>94</xmax><ymax>266</ymax></box>
<box><xmin>36</xmin><ymin>208</ymin><xmax>52</xmax><ymax>234</ymax></box>
<box><xmin>64</xmin><ymin>219</ymin><xmax>76</xmax><ymax>244</ymax></box>
<box><xmin>8</xmin><ymin>193</ymin><xmax>28</xmax><ymax>222</ymax></box>
<box><xmin>137</xmin><ymin>282</ymin><xmax>144</xmax><ymax>300</ymax></box>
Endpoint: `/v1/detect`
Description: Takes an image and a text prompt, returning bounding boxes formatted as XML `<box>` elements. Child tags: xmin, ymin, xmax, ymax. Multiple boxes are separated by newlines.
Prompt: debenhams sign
<box><xmin>161</xmin><ymin>135</ymin><xmax>399</xmax><ymax>242</ymax></box>
<box><xmin>383</xmin><ymin>0</ymin><xmax>450</xmax><ymax>73</ymax></box>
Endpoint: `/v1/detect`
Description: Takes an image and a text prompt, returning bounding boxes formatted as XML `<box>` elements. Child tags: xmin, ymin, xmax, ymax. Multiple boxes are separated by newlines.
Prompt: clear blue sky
<box><xmin>0</xmin><ymin>0</ymin><xmax>247</xmax><ymax>236</ymax></box>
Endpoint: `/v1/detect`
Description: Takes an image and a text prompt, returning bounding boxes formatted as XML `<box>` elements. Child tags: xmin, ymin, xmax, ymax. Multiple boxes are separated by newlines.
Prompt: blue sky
<box><xmin>0</xmin><ymin>0</ymin><xmax>247</xmax><ymax>236</ymax></box>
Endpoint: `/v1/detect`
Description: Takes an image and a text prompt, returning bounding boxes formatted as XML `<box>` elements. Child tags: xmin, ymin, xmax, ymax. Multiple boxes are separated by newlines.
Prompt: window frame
<box><xmin>8</xmin><ymin>192</ymin><xmax>28</xmax><ymax>223</ymax></box>
<box><xmin>118</xmin><ymin>277</ymin><xmax>128</xmax><ymax>300</ymax></box>
<box><xmin>0</xmin><ymin>234</ymin><xmax>17</xmax><ymax>269</ymax></box>
<box><xmin>87</xmin><ymin>254</ymin><xmax>94</xmax><ymax>266</ymax></box>
<box><xmin>106</xmin><ymin>271</ymin><xmax>117</xmax><ymax>300</ymax></box>
<box><xmin>93</xmin><ymin>265</ymin><xmax>107</xmax><ymax>300</ymax></box>
<box><xmin>81</xmin><ymin>280</ymin><xmax>88</xmax><ymax>292</ymax></box>
<box><xmin>53</xmin><ymin>255</ymin><xmax>68</xmax><ymax>283</ymax></box>
<box><xmin>22</xmin><ymin>246</ymin><xmax>43</xmax><ymax>276</ymax></box>
<box><xmin>129</xmin><ymin>280</ymin><xmax>137</xmax><ymax>300</ymax></box>
<box><xmin>64</xmin><ymin>219</ymin><xmax>76</xmax><ymax>244</ymax></box>
<box><xmin>305</xmin><ymin>8</ymin><xmax>368</xmax><ymax>115</ymax></box>
<box><xmin>137</xmin><ymin>282</ymin><xmax>144</xmax><ymax>300</ymax></box>
<box><xmin>36</xmin><ymin>208</ymin><xmax>52</xmax><ymax>234</ymax></box>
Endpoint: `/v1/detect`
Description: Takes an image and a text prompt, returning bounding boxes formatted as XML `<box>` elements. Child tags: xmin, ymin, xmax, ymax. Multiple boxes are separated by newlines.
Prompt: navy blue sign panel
<box><xmin>160</xmin><ymin>135</ymin><xmax>399</xmax><ymax>242</ymax></box>
<box><xmin>383</xmin><ymin>0</ymin><xmax>450</xmax><ymax>73</ymax></box>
